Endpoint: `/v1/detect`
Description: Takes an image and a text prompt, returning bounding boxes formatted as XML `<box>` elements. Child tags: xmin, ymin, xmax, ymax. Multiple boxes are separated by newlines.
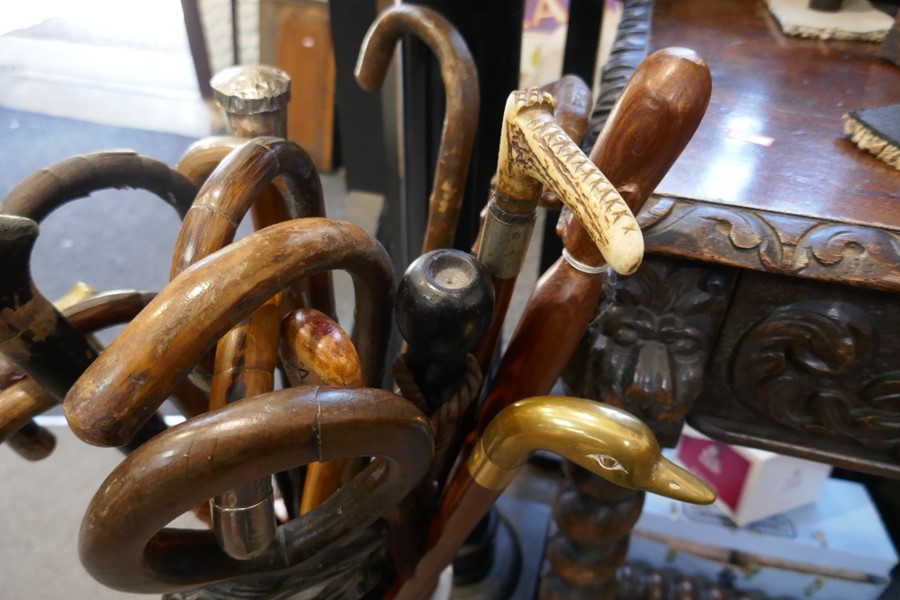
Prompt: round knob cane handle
<box><xmin>396</xmin><ymin>249</ymin><xmax>494</xmax><ymax>410</ymax></box>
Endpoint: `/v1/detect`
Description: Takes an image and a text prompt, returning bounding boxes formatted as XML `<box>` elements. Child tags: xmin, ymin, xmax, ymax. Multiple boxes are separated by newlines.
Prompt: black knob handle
<box><xmin>396</xmin><ymin>249</ymin><xmax>493</xmax><ymax>409</ymax></box>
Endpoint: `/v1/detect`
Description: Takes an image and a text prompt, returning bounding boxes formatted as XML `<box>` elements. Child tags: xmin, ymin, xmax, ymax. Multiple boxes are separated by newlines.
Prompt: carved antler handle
<box><xmin>496</xmin><ymin>89</ymin><xmax>644</xmax><ymax>276</ymax></box>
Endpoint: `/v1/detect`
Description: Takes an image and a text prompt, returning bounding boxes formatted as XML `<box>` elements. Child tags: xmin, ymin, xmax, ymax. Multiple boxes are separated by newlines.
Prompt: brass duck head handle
<box><xmin>356</xmin><ymin>4</ymin><xmax>479</xmax><ymax>254</ymax></box>
<box><xmin>469</xmin><ymin>397</ymin><xmax>714</xmax><ymax>500</ymax></box>
<box><xmin>78</xmin><ymin>385</ymin><xmax>433</xmax><ymax>594</ymax></box>
<box><xmin>395</xmin><ymin>396</ymin><xmax>714</xmax><ymax>600</ymax></box>
<box><xmin>65</xmin><ymin>217</ymin><xmax>394</xmax><ymax>447</ymax></box>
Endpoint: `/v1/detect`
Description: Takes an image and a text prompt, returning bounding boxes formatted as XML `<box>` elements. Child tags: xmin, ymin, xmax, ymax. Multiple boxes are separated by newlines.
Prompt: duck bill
<box><xmin>649</xmin><ymin>457</ymin><xmax>716</xmax><ymax>505</ymax></box>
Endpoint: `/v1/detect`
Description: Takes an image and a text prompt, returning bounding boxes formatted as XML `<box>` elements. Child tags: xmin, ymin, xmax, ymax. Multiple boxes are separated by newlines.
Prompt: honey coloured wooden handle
<box><xmin>78</xmin><ymin>386</ymin><xmax>432</xmax><ymax>594</ymax></box>
<box><xmin>65</xmin><ymin>218</ymin><xmax>394</xmax><ymax>447</ymax></box>
<box><xmin>279</xmin><ymin>308</ymin><xmax>365</xmax><ymax>515</ymax></box>
<box><xmin>356</xmin><ymin>3</ymin><xmax>479</xmax><ymax>253</ymax></box>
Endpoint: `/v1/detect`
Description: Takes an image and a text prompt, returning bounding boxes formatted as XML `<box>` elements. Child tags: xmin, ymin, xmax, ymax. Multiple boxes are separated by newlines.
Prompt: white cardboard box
<box><xmin>675</xmin><ymin>425</ymin><xmax>832</xmax><ymax>526</ymax></box>
<box><xmin>628</xmin><ymin>476</ymin><xmax>898</xmax><ymax>599</ymax></box>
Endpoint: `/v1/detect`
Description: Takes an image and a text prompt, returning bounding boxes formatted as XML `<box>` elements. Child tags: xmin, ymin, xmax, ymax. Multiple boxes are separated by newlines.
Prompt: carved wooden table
<box><xmin>543</xmin><ymin>0</ymin><xmax>900</xmax><ymax>598</ymax></box>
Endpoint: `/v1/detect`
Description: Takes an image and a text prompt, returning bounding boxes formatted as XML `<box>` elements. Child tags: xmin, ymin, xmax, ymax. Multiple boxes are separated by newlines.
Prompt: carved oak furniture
<box><xmin>548</xmin><ymin>0</ymin><xmax>900</xmax><ymax>598</ymax></box>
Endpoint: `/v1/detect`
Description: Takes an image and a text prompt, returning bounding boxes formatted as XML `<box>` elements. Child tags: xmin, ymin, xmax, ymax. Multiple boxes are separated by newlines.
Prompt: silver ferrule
<box><xmin>476</xmin><ymin>197</ymin><xmax>535</xmax><ymax>280</ymax></box>
<box><xmin>212</xmin><ymin>478</ymin><xmax>276</xmax><ymax>560</ymax></box>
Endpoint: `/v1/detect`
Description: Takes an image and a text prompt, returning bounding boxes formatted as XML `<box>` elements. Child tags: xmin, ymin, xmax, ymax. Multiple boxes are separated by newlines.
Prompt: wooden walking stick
<box><xmin>355</xmin><ymin>3</ymin><xmax>479</xmax><ymax>255</ymax></box>
<box><xmin>0</xmin><ymin>281</ymin><xmax>96</xmax><ymax>460</ymax></box>
<box><xmin>475</xmin><ymin>48</ymin><xmax>712</xmax><ymax>436</ymax></box>
<box><xmin>0</xmin><ymin>216</ymin><xmax>168</xmax><ymax>451</ymax></box>
<box><xmin>172</xmin><ymin>134</ymin><xmax>337</xmax><ymax>555</ymax></box>
<box><xmin>78</xmin><ymin>385</ymin><xmax>433</xmax><ymax>594</ymax></box>
<box><xmin>393</xmin><ymin>396</ymin><xmax>715</xmax><ymax>600</ymax></box>
<box><xmin>470</xmin><ymin>80</ymin><xmax>641</xmax><ymax>376</ymax></box>
<box><xmin>281</xmin><ymin>308</ymin><xmax>365</xmax><ymax>515</ymax></box>
<box><xmin>0</xmin><ymin>150</ymin><xmax>201</xmax><ymax>450</ymax></box>
<box><xmin>65</xmin><ymin>217</ymin><xmax>394</xmax><ymax>447</ymax></box>
<box><xmin>0</xmin><ymin>290</ymin><xmax>156</xmax><ymax>446</ymax></box>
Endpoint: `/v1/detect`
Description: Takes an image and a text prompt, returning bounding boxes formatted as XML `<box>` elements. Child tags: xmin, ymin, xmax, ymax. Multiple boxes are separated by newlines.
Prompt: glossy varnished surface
<box><xmin>649</xmin><ymin>0</ymin><xmax>899</xmax><ymax>230</ymax></box>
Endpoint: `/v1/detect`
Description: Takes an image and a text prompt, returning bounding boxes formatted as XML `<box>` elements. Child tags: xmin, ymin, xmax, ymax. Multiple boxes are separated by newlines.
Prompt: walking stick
<box><xmin>475</xmin><ymin>48</ymin><xmax>712</xmax><ymax>435</ymax></box>
<box><xmin>0</xmin><ymin>216</ymin><xmax>167</xmax><ymax>451</ymax></box>
<box><xmin>281</xmin><ymin>308</ymin><xmax>365</xmax><ymax>515</ymax></box>
<box><xmin>65</xmin><ymin>217</ymin><xmax>394</xmax><ymax>447</ymax></box>
<box><xmin>78</xmin><ymin>385</ymin><xmax>433</xmax><ymax>594</ymax></box>
<box><xmin>393</xmin><ymin>396</ymin><xmax>715</xmax><ymax>600</ymax></box>
<box><xmin>0</xmin><ymin>151</ymin><xmax>201</xmax><ymax>450</ymax></box>
<box><xmin>172</xmin><ymin>135</ymin><xmax>338</xmax><ymax>554</ymax></box>
<box><xmin>0</xmin><ymin>290</ymin><xmax>156</xmax><ymax>446</ymax></box>
<box><xmin>355</xmin><ymin>3</ymin><xmax>479</xmax><ymax>255</ymax></box>
<box><xmin>0</xmin><ymin>281</ymin><xmax>96</xmax><ymax>459</ymax></box>
<box><xmin>470</xmin><ymin>82</ymin><xmax>640</xmax><ymax>377</ymax></box>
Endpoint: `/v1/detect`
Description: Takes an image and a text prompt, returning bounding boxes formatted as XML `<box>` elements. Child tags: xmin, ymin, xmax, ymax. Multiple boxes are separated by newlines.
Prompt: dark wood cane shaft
<box><xmin>171</xmin><ymin>136</ymin><xmax>335</xmax><ymax>319</ymax></box>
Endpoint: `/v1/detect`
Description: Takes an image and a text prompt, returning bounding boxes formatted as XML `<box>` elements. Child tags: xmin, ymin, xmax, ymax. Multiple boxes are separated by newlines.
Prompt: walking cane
<box><xmin>0</xmin><ymin>216</ymin><xmax>168</xmax><ymax>451</ymax></box>
<box><xmin>393</xmin><ymin>396</ymin><xmax>716</xmax><ymax>600</ymax></box>
<box><xmin>65</xmin><ymin>217</ymin><xmax>394</xmax><ymax>447</ymax></box>
<box><xmin>280</xmin><ymin>308</ymin><xmax>365</xmax><ymax>515</ymax></box>
<box><xmin>0</xmin><ymin>281</ymin><xmax>96</xmax><ymax>459</ymax></box>
<box><xmin>470</xmin><ymin>84</ymin><xmax>641</xmax><ymax>378</ymax></box>
<box><xmin>474</xmin><ymin>48</ymin><xmax>712</xmax><ymax>434</ymax></box>
<box><xmin>78</xmin><ymin>385</ymin><xmax>433</xmax><ymax>594</ymax></box>
<box><xmin>0</xmin><ymin>151</ymin><xmax>198</xmax><ymax>450</ymax></box>
<box><xmin>355</xmin><ymin>3</ymin><xmax>479</xmax><ymax>255</ymax></box>
<box><xmin>172</xmin><ymin>135</ymin><xmax>338</xmax><ymax>556</ymax></box>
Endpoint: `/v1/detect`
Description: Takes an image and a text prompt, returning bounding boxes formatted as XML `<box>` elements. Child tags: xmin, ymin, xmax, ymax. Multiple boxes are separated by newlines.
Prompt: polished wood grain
<box><xmin>78</xmin><ymin>386</ymin><xmax>432</xmax><ymax>594</ymax></box>
<box><xmin>65</xmin><ymin>218</ymin><xmax>394</xmax><ymax>447</ymax></box>
<box><xmin>1</xmin><ymin>150</ymin><xmax>197</xmax><ymax>221</ymax></box>
<box><xmin>281</xmin><ymin>308</ymin><xmax>365</xmax><ymax>515</ymax></box>
<box><xmin>171</xmin><ymin>136</ymin><xmax>335</xmax><ymax>319</ymax></box>
<box><xmin>644</xmin><ymin>0</ymin><xmax>900</xmax><ymax>286</ymax></box>
<box><xmin>356</xmin><ymin>4</ymin><xmax>479</xmax><ymax>255</ymax></box>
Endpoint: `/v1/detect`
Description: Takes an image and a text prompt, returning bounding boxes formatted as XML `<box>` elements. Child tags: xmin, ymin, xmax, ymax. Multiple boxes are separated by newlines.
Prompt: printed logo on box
<box><xmin>678</xmin><ymin>436</ymin><xmax>751</xmax><ymax>512</ymax></box>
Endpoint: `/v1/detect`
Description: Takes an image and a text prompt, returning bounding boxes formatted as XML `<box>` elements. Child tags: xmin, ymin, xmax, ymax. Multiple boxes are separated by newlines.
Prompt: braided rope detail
<box><xmin>392</xmin><ymin>353</ymin><xmax>483</xmax><ymax>483</ymax></box>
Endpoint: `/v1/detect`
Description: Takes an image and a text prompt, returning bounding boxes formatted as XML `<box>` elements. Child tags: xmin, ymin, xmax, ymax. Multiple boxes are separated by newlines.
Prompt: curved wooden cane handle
<box><xmin>79</xmin><ymin>386</ymin><xmax>432</xmax><ymax>594</ymax></box>
<box><xmin>356</xmin><ymin>4</ymin><xmax>479</xmax><ymax>253</ymax></box>
<box><xmin>65</xmin><ymin>218</ymin><xmax>394</xmax><ymax>447</ymax></box>
<box><xmin>0</xmin><ymin>217</ymin><xmax>168</xmax><ymax>450</ymax></box>
<box><xmin>395</xmin><ymin>396</ymin><xmax>715</xmax><ymax>600</ymax></box>
<box><xmin>1</xmin><ymin>150</ymin><xmax>197</xmax><ymax>221</ymax></box>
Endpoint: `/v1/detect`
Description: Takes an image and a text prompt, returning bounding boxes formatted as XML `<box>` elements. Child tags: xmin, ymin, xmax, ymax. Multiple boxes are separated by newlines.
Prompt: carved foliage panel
<box><xmin>695</xmin><ymin>270</ymin><xmax>900</xmax><ymax>467</ymax></box>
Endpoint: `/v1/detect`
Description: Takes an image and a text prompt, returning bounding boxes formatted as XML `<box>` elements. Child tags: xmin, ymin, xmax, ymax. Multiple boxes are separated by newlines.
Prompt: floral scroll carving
<box><xmin>730</xmin><ymin>300</ymin><xmax>900</xmax><ymax>452</ymax></box>
<box><xmin>638</xmin><ymin>196</ymin><xmax>900</xmax><ymax>292</ymax></box>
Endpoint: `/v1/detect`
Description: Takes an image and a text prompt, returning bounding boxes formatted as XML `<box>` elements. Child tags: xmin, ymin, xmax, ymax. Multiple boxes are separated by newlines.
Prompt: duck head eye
<box><xmin>587</xmin><ymin>453</ymin><xmax>627</xmax><ymax>473</ymax></box>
